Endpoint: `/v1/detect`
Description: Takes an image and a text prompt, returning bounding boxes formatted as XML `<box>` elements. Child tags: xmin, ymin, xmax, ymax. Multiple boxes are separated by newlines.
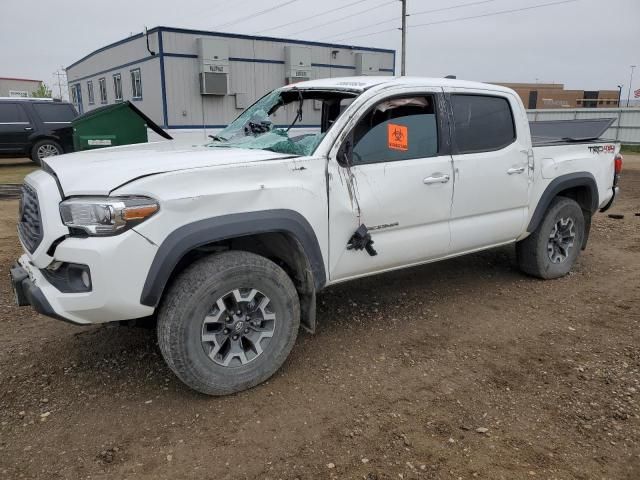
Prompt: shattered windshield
<box><xmin>208</xmin><ymin>88</ymin><xmax>358</xmax><ymax>156</ymax></box>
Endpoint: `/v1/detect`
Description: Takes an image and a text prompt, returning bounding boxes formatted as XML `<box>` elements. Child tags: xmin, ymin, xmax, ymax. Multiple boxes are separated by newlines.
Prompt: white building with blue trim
<box><xmin>65</xmin><ymin>26</ymin><xmax>395</xmax><ymax>133</ymax></box>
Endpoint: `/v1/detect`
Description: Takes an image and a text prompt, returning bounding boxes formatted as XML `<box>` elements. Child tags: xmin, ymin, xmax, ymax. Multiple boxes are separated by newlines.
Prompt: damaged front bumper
<box><xmin>10</xmin><ymin>262</ymin><xmax>69</xmax><ymax>322</ymax></box>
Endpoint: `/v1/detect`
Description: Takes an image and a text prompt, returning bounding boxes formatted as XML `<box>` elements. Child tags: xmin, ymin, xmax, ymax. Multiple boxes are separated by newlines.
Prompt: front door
<box><xmin>328</xmin><ymin>89</ymin><xmax>453</xmax><ymax>282</ymax></box>
<box><xmin>71</xmin><ymin>84</ymin><xmax>83</xmax><ymax>114</ymax></box>
<box><xmin>445</xmin><ymin>90</ymin><xmax>531</xmax><ymax>253</ymax></box>
<box><xmin>0</xmin><ymin>102</ymin><xmax>33</xmax><ymax>153</ymax></box>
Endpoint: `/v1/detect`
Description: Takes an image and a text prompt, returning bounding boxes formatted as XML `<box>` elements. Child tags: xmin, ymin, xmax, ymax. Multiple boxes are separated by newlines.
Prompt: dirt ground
<box><xmin>1</xmin><ymin>157</ymin><xmax>639</xmax><ymax>480</ymax></box>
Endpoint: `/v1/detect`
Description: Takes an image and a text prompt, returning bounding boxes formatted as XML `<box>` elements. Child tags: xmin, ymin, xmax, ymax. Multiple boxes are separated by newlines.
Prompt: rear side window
<box><xmin>351</xmin><ymin>95</ymin><xmax>439</xmax><ymax>164</ymax></box>
<box><xmin>32</xmin><ymin>103</ymin><xmax>76</xmax><ymax>123</ymax></box>
<box><xmin>0</xmin><ymin>103</ymin><xmax>28</xmax><ymax>123</ymax></box>
<box><xmin>451</xmin><ymin>94</ymin><xmax>516</xmax><ymax>153</ymax></box>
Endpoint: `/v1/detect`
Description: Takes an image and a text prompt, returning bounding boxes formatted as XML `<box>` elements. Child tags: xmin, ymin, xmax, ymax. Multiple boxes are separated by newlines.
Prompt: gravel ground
<box><xmin>0</xmin><ymin>156</ymin><xmax>639</xmax><ymax>480</ymax></box>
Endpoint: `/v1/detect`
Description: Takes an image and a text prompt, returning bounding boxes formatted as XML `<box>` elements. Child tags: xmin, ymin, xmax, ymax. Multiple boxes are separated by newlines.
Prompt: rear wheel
<box><xmin>30</xmin><ymin>139</ymin><xmax>62</xmax><ymax>165</ymax></box>
<box><xmin>516</xmin><ymin>196</ymin><xmax>585</xmax><ymax>279</ymax></box>
<box><xmin>157</xmin><ymin>251</ymin><xmax>300</xmax><ymax>395</ymax></box>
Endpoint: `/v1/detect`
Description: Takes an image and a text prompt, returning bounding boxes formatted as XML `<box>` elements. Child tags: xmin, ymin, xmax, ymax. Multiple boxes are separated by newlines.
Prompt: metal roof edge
<box><xmin>66</xmin><ymin>25</ymin><xmax>395</xmax><ymax>71</ymax></box>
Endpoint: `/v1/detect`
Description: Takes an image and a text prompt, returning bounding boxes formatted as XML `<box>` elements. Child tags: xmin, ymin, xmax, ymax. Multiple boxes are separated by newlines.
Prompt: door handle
<box><xmin>24</xmin><ymin>127</ymin><xmax>33</xmax><ymax>131</ymax></box>
<box><xmin>507</xmin><ymin>166</ymin><xmax>526</xmax><ymax>175</ymax></box>
<box><xmin>423</xmin><ymin>174</ymin><xmax>450</xmax><ymax>184</ymax></box>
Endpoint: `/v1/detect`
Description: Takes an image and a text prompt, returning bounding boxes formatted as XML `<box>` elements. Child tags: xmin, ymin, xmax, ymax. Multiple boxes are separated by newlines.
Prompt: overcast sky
<box><xmin>1</xmin><ymin>0</ymin><xmax>638</xmax><ymax>97</ymax></box>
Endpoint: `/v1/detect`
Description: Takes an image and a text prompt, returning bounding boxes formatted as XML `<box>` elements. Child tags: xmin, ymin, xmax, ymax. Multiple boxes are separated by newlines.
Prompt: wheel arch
<box><xmin>527</xmin><ymin>172</ymin><xmax>598</xmax><ymax>238</ymax></box>
<box><xmin>139</xmin><ymin>210</ymin><xmax>326</xmax><ymax>332</ymax></box>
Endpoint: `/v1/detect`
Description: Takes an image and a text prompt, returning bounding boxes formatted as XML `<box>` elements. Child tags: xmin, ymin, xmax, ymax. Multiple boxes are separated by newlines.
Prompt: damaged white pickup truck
<box><xmin>12</xmin><ymin>77</ymin><xmax>623</xmax><ymax>395</ymax></box>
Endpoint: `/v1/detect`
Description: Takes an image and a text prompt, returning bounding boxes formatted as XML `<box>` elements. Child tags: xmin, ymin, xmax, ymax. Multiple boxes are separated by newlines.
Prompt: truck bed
<box><xmin>530</xmin><ymin>118</ymin><xmax>616</xmax><ymax>147</ymax></box>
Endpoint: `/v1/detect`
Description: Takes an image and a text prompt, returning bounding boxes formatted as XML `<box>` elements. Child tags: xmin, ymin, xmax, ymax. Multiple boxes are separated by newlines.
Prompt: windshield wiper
<box><xmin>208</xmin><ymin>134</ymin><xmax>228</xmax><ymax>142</ymax></box>
<box><xmin>286</xmin><ymin>89</ymin><xmax>304</xmax><ymax>132</ymax></box>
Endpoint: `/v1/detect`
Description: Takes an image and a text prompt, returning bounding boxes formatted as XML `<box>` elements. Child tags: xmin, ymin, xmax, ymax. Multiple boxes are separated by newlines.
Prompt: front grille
<box><xmin>17</xmin><ymin>183</ymin><xmax>43</xmax><ymax>253</ymax></box>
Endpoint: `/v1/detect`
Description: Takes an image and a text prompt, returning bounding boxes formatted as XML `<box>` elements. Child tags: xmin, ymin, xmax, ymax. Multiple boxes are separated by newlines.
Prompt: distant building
<box><xmin>0</xmin><ymin>77</ymin><xmax>43</xmax><ymax>98</ymax></box>
<box><xmin>490</xmin><ymin>82</ymin><xmax>620</xmax><ymax>109</ymax></box>
<box><xmin>65</xmin><ymin>26</ymin><xmax>396</xmax><ymax>130</ymax></box>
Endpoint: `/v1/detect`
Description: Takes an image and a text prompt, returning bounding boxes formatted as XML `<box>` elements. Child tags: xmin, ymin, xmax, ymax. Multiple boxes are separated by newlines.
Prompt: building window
<box><xmin>87</xmin><ymin>81</ymin><xmax>95</xmax><ymax>105</ymax></box>
<box><xmin>130</xmin><ymin>68</ymin><xmax>142</xmax><ymax>100</ymax></box>
<box><xmin>113</xmin><ymin>73</ymin><xmax>123</xmax><ymax>102</ymax></box>
<box><xmin>99</xmin><ymin>77</ymin><xmax>107</xmax><ymax>104</ymax></box>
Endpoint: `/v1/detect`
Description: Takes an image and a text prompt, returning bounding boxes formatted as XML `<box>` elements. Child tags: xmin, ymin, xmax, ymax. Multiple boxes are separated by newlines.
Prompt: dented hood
<box><xmin>44</xmin><ymin>141</ymin><xmax>294</xmax><ymax>196</ymax></box>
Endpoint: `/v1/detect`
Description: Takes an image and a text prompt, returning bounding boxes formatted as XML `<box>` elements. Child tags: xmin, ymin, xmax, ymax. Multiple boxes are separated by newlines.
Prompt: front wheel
<box><xmin>157</xmin><ymin>251</ymin><xmax>300</xmax><ymax>395</ymax></box>
<box><xmin>516</xmin><ymin>196</ymin><xmax>585</xmax><ymax>279</ymax></box>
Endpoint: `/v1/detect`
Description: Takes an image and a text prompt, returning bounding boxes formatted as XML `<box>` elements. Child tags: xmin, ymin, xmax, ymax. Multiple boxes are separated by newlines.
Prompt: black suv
<box><xmin>0</xmin><ymin>99</ymin><xmax>77</xmax><ymax>164</ymax></box>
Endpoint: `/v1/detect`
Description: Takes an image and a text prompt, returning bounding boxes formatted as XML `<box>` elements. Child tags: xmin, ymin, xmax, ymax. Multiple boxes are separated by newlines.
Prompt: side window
<box><xmin>451</xmin><ymin>94</ymin><xmax>516</xmax><ymax>153</ymax></box>
<box><xmin>113</xmin><ymin>74</ymin><xmax>123</xmax><ymax>102</ymax></box>
<box><xmin>32</xmin><ymin>104</ymin><xmax>76</xmax><ymax>123</ymax></box>
<box><xmin>99</xmin><ymin>78</ymin><xmax>107</xmax><ymax>104</ymax></box>
<box><xmin>87</xmin><ymin>81</ymin><xmax>95</xmax><ymax>105</ymax></box>
<box><xmin>351</xmin><ymin>95</ymin><xmax>438</xmax><ymax>165</ymax></box>
<box><xmin>0</xmin><ymin>103</ymin><xmax>29</xmax><ymax>123</ymax></box>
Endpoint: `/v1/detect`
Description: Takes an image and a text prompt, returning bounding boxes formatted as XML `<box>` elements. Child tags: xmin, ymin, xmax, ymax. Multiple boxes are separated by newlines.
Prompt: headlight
<box><xmin>59</xmin><ymin>196</ymin><xmax>159</xmax><ymax>236</ymax></box>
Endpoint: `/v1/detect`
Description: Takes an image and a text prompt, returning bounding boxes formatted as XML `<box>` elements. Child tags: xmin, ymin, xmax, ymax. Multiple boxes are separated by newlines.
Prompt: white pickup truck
<box><xmin>11</xmin><ymin>77</ymin><xmax>623</xmax><ymax>395</ymax></box>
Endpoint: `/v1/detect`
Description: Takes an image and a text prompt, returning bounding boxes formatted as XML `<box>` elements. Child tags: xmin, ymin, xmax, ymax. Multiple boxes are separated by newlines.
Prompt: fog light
<box><xmin>81</xmin><ymin>270</ymin><xmax>91</xmax><ymax>289</ymax></box>
<box><xmin>41</xmin><ymin>262</ymin><xmax>92</xmax><ymax>293</ymax></box>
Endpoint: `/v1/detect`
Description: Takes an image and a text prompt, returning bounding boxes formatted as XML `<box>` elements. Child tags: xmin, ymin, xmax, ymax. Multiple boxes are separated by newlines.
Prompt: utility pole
<box><xmin>400</xmin><ymin>0</ymin><xmax>407</xmax><ymax>76</ymax></box>
<box><xmin>53</xmin><ymin>68</ymin><xmax>67</xmax><ymax>100</ymax></box>
<box><xmin>626</xmin><ymin>65</ymin><xmax>636</xmax><ymax>108</ymax></box>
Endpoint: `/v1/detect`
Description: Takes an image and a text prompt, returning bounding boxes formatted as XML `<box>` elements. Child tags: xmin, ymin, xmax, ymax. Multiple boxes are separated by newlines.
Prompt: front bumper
<box><xmin>10</xmin><ymin>263</ymin><xmax>71</xmax><ymax>323</ymax></box>
<box><xmin>13</xmin><ymin>230</ymin><xmax>158</xmax><ymax>324</ymax></box>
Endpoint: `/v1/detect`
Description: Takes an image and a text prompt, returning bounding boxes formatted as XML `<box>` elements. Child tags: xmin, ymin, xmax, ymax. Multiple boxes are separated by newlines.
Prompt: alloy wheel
<box><xmin>547</xmin><ymin>216</ymin><xmax>576</xmax><ymax>264</ymax></box>
<box><xmin>201</xmin><ymin>288</ymin><xmax>276</xmax><ymax>367</ymax></box>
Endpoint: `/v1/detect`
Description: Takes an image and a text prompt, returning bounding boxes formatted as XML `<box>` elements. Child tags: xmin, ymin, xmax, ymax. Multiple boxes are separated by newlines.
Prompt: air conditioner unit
<box><xmin>355</xmin><ymin>53</ymin><xmax>380</xmax><ymax>76</ymax></box>
<box><xmin>197</xmin><ymin>38</ymin><xmax>230</xmax><ymax>95</ymax></box>
<box><xmin>200</xmin><ymin>72</ymin><xmax>228</xmax><ymax>95</ymax></box>
<box><xmin>285</xmin><ymin>46</ymin><xmax>312</xmax><ymax>84</ymax></box>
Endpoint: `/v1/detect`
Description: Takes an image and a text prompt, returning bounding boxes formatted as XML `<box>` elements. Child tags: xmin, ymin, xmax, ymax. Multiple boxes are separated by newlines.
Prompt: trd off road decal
<box><xmin>388</xmin><ymin>123</ymin><xmax>408</xmax><ymax>151</ymax></box>
<box><xmin>588</xmin><ymin>144</ymin><xmax>615</xmax><ymax>154</ymax></box>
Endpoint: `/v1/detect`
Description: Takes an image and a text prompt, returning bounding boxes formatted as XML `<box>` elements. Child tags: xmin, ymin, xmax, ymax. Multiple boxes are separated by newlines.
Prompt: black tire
<box><xmin>516</xmin><ymin>196</ymin><xmax>585</xmax><ymax>279</ymax></box>
<box><xmin>30</xmin><ymin>139</ymin><xmax>63</xmax><ymax>165</ymax></box>
<box><xmin>157</xmin><ymin>250</ymin><xmax>300</xmax><ymax>395</ymax></box>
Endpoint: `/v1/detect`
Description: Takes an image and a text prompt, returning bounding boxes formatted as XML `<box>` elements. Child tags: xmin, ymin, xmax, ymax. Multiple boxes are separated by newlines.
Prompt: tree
<box><xmin>31</xmin><ymin>82</ymin><xmax>52</xmax><ymax>98</ymax></box>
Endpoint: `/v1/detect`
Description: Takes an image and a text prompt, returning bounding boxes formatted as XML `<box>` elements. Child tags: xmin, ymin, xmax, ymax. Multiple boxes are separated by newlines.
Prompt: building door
<box><xmin>528</xmin><ymin>90</ymin><xmax>538</xmax><ymax>109</ymax></box>
<box><xmin>71</xmin><ymin>84</ymin><xmax>84</xmax><ymax>114</ymax></box>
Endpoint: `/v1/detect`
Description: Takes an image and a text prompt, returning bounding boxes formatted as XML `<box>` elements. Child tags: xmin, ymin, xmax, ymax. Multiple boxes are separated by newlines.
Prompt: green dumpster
<box><xmin>70</xmin><ymin>101</ymin><xmax>171</xmax><ymax>151</ymax></box>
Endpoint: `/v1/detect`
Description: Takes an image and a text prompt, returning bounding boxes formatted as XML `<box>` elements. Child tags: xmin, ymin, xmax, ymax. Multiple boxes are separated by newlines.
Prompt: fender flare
<box><xmin>139</xmin><ymin>209</ymin><xmax>326</xmax><ymax>307</ymax></box>
<box><xmin>527</xmin><ymin>172</ymin><xmax>598</xmax><ymax>233</ymax></box>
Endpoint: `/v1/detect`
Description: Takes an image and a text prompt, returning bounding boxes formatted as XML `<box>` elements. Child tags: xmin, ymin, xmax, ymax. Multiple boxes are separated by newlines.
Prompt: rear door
<box><xmin>327</xmin><ymin>88</ymin><xmax>454</xmax><ymax>281</ymax></box>
<box><xmin>0</xmin><ymin>102</ymin><xmax>33</xmax><ymax>153</ymax></box>
<box><xmin>444</xmin><ymin>89</ymin><xmax>531</xmax><ymax>252</ymax></box>
<box><xmin>31</xmin><ymin>102</ymin><xmax>77</xmax><ymax>131</ymax></box>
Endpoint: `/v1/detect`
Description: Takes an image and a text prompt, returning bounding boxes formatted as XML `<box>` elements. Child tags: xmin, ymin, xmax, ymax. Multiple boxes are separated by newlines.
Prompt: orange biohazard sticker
<box><xmin>387</xmin><ymin>123</ymin><xmax>408</xmax><ymax>151</ymax></box>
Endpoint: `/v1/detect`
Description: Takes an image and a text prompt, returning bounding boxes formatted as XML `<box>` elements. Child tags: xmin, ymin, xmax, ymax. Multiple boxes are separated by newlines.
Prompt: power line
<box><xmin>172</xmin><ymin>0</ymin><xmax>228</xmax><ymax>27</ymax></box>
<box><xmin>257</xmin><ymin>0</ymin><xmax>371</xmax><ymax>34</ymax></box>
<box><xmin>411</xmin><ymin>0</ymin><xmax>579</xmax><ymax>28</ymax></box>
<box><xmin>285</xmin><ymin>0</ymin><xmax>395</xmax><ymax>37</ymax></box>
<box><xmin>320</xmin><ymin>0</ymin><xmax>499</xmax><ymax>41</ymax></box>
<box><xmin>411</xmin><ymin>0</ymin><xmax>499</xmax><ymax>17</ymax></box>
<box><xmin>214</xmin><ymin>0</ymin><xmax>299</xmax><ymax>29</ymax></box>
<box><xmin>333</xmin><ymin>0</ymin><xmax>579</xmax><ymax>42</ymax></box>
